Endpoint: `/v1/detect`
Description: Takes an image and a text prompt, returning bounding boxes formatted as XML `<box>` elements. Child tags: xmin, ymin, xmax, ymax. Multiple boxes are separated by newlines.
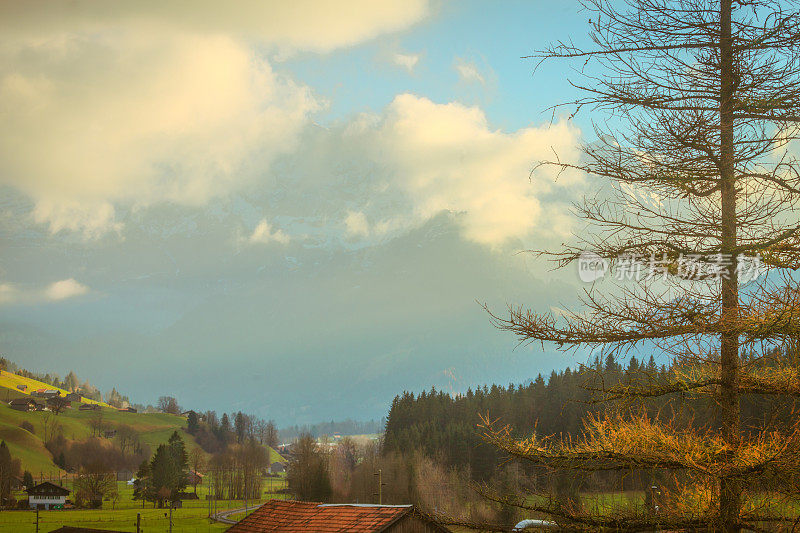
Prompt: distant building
<box><xmin>16</xmin><ymin>384</ymin><xmax>27</xmax><ymax>391</ymax></box>
<box><xmin>119</xmin><ymin>406</ymin><xmax>137</xmax><ymax>413</ymax></box>
<box><xmin>103</xmin><ymin>430</ymin><xmax>117</xmax><ymax>439</ymax></box>
<box><xmin>116</xmin><ymin>470</ymin><xmax>134</xmax><ymax>482</ymax></box>
<box><xmin>186</xmin><ymin>470</ymin><xmax>203</xmax><ymax>485</ymax></box>
<box><xmin>26</xmin><ymin>482</ymin><xmax>70</xmax><ymax>510</ymax></box>
<box><xmin>78</xmin><ymin>403</ymin><xmax>100</xmax><ymax>411</ymax></box>
<box><xmin>225</xmin><ymin>501</ymin><xmax>451</xmax><ymax>533</ymax></box>
<box><xmin>32</xmin><ymin>389</ymin><xmax>60</xmax><ymax>399</ymax></box>
<box><xmin>269</xmin><ymin>462</ymin><xmax>286</xmax><ymax>474</ymax></box>
<box><xmin>9</xmin><ymin>398</ymin><xmax>41</xmax><ymax>412</ymax></box>
<box><xmin>65</xmin><ymin>393</ymin><xmax>82</xmax><ymax>402</ymax></box>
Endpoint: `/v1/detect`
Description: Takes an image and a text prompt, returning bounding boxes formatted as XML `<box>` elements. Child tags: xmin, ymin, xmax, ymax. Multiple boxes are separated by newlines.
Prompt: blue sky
<box><xmin>0</xmin><ymin>0</ymin><xmax>602</xmax><ymax>424</ymax></box>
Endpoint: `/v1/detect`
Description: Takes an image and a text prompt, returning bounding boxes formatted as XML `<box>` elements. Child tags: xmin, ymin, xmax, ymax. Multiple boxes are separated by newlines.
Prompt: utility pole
<box><xmin>136</xmin><ymin>512</ymin><xmax>141</xmax><ymax>533</ymax></box>
<box><xmin>35</xmin><ymin>507</ymin><xmax>39</xmax><ymax>533</ymax></box>
<box><xmin>373</xmin><ymin>469</ymin><xmax>386</xmax><ymax>505</ymax></box>
<box><xmin>169</xmin><ymin>503</ymin><xmax>173</xmax><ymax>533</ymax></box>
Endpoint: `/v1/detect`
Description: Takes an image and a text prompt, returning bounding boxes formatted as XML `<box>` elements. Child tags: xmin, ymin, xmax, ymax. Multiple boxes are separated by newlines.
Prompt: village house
<box><xmin>31</xmin><ymin>389</ymin><xmax>60</xmax><ymax>399</ymax></box>
<box><xmin>269</xmin><ymin>462</ymin><xmax>286</xmax><ymax>475</ymax></box>
<box><xmin>224</xmin><ymin>500</ymin><xmax>451</xmax><ymax>533</ymax></box>
<box><xmin>186</xmin><ymin>470</ymin><xmax>203</xmax><ymax>485</ymax></box>
<box><xmin>118</xmin><ymin>406</ymin><xmax>137</xmax><ymax>413</ymax></box>
<box><xmin>9</xmin><ymin>398</ymin><xmax>42</xmax><ymax>412</ymax></box>
<box><xmin>78</xmin><ymin>403</ymin><xmax>100</xmax><ymax>411</ymax></box>
<box><xmin>26</xmin><ymin>481</ymin><xmax>70</xmax><ymax>510</ymax></box>
<box><xmin>16</xmin><ymin>384</ymin><xmax>27</xmax><ymax>391</ymax></box>
<box><xmin>65</xmin><ymin>392</ymin><xmax>82</xmax><ymax>402</ymax></box>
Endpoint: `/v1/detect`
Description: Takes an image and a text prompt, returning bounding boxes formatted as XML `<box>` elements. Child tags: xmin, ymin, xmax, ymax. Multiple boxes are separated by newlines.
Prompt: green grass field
<box><xmin>0</xmin><ymin>377</ymin><xmax>285</xmax><ymax>475</ymax></box>
<box><xmin>0</xmin><ymin>401</ymin><xmax>192</xmax><ymax>475</ymax></box>
<box><xmin>0</xmin><ymin>371</ymin><xmax>108</xmax><ymax>407</ymax></box>
<box><xmin>0</xmin><ymin>478</ymin><xmax>288</xmax><ymax>532</ymax></box>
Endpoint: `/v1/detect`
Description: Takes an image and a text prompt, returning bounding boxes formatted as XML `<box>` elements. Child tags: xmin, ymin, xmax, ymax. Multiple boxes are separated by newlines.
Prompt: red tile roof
<box><xmin>226</xmin><ymin>500</ymin><xmax>420</xmax><ymax>533</ymax></box>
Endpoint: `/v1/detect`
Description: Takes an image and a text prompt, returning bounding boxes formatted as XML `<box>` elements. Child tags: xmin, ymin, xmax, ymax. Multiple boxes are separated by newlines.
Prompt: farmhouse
<box><xmin>32</xmin><ymin>389</ymin><xmax>60</xmax><ymax>399</ymax></box>
<box><xmin>65</xmin><ymin>393</ymin><xmax>82</xmax><ymax>402</ymax></box>
<box><xmin>270</xmin><ymin>462</ymin><xmax>286</xmax><ymax>474</ymax></box>
<box><xmin>119</xmin><ymin>406</ymin><xmax>137</xmax><ymax>413</ymax></box>
<box><xmin>9</xmin><ymin>398</ymin><xmax>40</xmax><ymax>412</ymax></box>
<box><xmin>79</xmin><ymin>403</ymin><xmax>100</xmax><ymax>411</ymax></box>
<box><xmin>186</xmin><ymin>470</ymin><xmax>203</xmax><ymax>485</ymax></box>
<box><xmin>26</xmin><ymin>481</ymin><xmax>70</xmax><ymax>510</ymax></box>
<box><xmin>224</xmin><ymin>500</ymin><xmax>451</xmax><ymax>533</ymax></box>
<box><xmin>16</xmin><ymin>384</ymin><xmax>27</xmax><ymax>391</ymax></box>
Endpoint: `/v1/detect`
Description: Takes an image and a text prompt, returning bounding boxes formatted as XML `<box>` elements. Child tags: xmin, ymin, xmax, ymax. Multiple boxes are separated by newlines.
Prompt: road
<box><xmin>211</xmin><ymin>506</ymin><xmax>254</xmax><ymax>525</ymax></box>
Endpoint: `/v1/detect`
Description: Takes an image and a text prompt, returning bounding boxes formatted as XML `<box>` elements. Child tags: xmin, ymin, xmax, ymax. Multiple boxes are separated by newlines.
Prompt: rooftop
<box><xmin>225</xmin><ymin>500</ymin><xmax>437</xmax><ymax>533</ymax></box>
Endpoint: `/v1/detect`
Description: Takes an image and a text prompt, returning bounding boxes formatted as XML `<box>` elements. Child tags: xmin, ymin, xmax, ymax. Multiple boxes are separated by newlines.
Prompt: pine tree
<box><xmin>465</xmin><ymin>1</ymin><xmax>800</xmax><ymax>531</ymax></box>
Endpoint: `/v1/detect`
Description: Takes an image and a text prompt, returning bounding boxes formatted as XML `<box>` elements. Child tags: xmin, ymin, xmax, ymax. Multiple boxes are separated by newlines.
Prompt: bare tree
<box><xmin>74</xmin><ymin>462</ymin><xmax>117</xmax><ymax>508</ymax></box>
<box><xmin>457</xmin><ymin>1</ymin><xmax>800</xmax><ymax>532</ymax></box>
<box><xmin>188</xmin><ymin>447</ymin><xmax>206</xmax><ymax>495</ymax></box>
<box><xmin>87</xmin><ymin>411</ymin><xmax>108</xmax><ymax>438</ymax></box>
<box><xmin>47</xmin><ymin>396</ymin><xmax>70</xmax><ymax>415</ymax></box>
<box><xmin>116</xmin><ymin>424</ymin><xmax>139</xmax><ymax>455</ymax></box>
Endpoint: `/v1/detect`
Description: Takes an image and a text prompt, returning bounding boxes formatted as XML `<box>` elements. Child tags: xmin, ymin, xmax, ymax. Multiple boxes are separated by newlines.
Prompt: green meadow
<box><xmin>1</xmin><ymin>478</ymin><xmax>288</xmax><ymax>532</ymax></box>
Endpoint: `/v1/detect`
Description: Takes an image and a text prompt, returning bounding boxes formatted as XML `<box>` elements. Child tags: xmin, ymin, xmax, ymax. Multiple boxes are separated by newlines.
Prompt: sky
<box><xmin>0</xmin><ymin>0</ymin><xmax>602</xmax><ymax>425</ymax></box>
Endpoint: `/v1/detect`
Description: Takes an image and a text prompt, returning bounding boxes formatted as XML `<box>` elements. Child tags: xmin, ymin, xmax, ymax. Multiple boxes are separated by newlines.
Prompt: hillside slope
<box><xmin>0</xmin><ymin>370</ymin><xmax>285</xmax><ymax>474</ymax></box>
<box><xmin>0</xmin><ymin>370</ymin><xmax>108</xmax><ymax>406</ymax></box>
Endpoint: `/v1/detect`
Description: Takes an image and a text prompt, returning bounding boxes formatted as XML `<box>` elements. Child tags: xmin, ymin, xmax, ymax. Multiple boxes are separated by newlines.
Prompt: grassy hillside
<box><xmin>0</xmin><ymin>402</ymin><xmax>190</xmax><ymax>475</ymax></box>
<box><xmin>0</xmin><ymin>370</ymin><xmax>285</xmax><ymax>475</ymax></box>
<box><xmin>0</xmin><ymin>370</ymin><xmax>108</xmax><ymax>406</ymax></box>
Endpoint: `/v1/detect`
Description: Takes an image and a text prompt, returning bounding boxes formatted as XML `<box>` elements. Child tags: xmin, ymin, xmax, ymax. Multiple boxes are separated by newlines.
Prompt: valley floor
<box><xmin>0</xmin><ymin>478</ymin><xmax>288</xmax><ymax>533</ymax></box>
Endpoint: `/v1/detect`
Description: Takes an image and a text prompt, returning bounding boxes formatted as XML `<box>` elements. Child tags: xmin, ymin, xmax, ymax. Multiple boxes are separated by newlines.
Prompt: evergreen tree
<box><xmin>472</xmin><ymin>1</ymin><xmax>800</xmax><ymax>531</ymax></box>
<box><xmin>149</xmin><ymin>431</ymin><xmax>188</xmax><ymax>507</ymax></box>
<box><xmin>186</xmin><ymin>411</ymin><xmax>199</xmax><ymax>435</ymax></box>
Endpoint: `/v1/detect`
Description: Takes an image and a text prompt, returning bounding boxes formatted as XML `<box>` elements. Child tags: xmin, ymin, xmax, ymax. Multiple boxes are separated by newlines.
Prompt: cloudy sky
<box><xmin>0</xmin><ymin>0</ymin><xmax>597</xmax><ymax>424</ymax></box>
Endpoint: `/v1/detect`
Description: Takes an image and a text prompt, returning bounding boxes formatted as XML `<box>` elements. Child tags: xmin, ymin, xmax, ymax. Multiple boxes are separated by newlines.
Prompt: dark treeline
<box><xmin>383</xmin><ymin>349</ymin><xmax>799</xmax><ymax>489</ymax></box>
<box><xmin>189</xmin><ymin>409</ymin><xmax>279</xmax><ymax>454</ymax></box>
<box><xmin>279</xmin><ymin>418</ymin><xmax>384</xmax><ymax>442</ymax></box>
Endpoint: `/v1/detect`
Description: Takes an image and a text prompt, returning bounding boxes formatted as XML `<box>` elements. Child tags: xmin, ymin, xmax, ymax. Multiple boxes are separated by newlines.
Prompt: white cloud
<box><xmin>0</xmin><ymin>1</ymin><xmax>430</xmax><ymax>54</ymax></box>
<box><xmin>372</xmin><ymin>95</ymin><xmax>582</xmax><ymax>246</ymax></box>
<box><xmin>0</xmin><ymin>1</ymin><xmax>431</xmax><ymax>238</ymax></box>
<box><xmin>247</xmin><ymin>219</ymin><xmax>290</xmax><ymax>245</ymax></box>
<box><xmin>0</xmin><ymin>279</ymin><xmax>91</xmax><ymax>305</ymax></box>
<box><xmin>263</xmin><ymin>95</ymin><xmax>582</xmax><ymax>249</ymax></box>
<box><xmin>454</xmin><ymin>60</ymin><xmax>486</xmax><ymax>85</ymax></box>
<box><xmin>393</xmin><ymin>53</ymin><xmax>420</xmax><ymax>73</ymax></box>
<box><xmin>345</xmin><ymin>211</ymin><xmax>371</xmax><ymax>238</ymax></box>
<box><xmin>0</xmin><ymin>32</ymin><xmax>320</xmax><ymax>237</ymax></box>
<box><xmin>45</xmin><ymin>279</ymin><xmax>90</xmax><ymax>301</ymax></box>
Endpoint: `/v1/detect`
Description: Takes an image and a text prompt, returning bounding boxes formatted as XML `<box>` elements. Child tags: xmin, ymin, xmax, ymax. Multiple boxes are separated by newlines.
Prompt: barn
<box><xmin>224</xmin><ymin>500</ymin><xmax>450</xmax><ymax>533</ymax></box>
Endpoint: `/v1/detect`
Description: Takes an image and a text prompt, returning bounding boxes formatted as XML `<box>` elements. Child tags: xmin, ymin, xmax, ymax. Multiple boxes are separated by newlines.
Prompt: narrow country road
<box><xmin>212</xmin><ymin>506</ymin><xmax>254</xmax><ymax>525</ymax></box>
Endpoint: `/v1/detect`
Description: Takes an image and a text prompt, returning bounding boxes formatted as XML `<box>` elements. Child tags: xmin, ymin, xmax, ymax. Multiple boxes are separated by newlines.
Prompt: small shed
<box><xmin>79</xmin><ymin>403</ymin><xmax>100</xmax><ymax>411</ymax></box>
<box><xmin>270</xmin><ymin>462</ymin><xmax>286</xmax><ymax>474</ymax></box>
<box><xmin>26</xmin><ymin>481</ymin><xmax>70</xmax><ymax>510</ymax></box>
<box><xmin>65</xmin><ymin>393</ymin><xmax>82</xmax><ymax>402</ymax></box>
<box><xmin>225</xmin><ymin>500</ymin><xmax>451</xmax><ymax>533</ymax></box>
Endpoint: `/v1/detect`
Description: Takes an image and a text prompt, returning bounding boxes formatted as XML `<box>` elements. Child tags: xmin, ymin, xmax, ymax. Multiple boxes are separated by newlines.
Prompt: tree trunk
<box><xmin>718</xmin><ymin>0</ymin><xmax>741</xmax><ymax>530</ymax></box>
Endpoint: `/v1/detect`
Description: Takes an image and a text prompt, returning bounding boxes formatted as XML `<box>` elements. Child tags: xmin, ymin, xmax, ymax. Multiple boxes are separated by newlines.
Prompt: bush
<box><xmin>19</xmin><ymin>421</ymin><xmax>34</xmax><ymax>434</ymax></box>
